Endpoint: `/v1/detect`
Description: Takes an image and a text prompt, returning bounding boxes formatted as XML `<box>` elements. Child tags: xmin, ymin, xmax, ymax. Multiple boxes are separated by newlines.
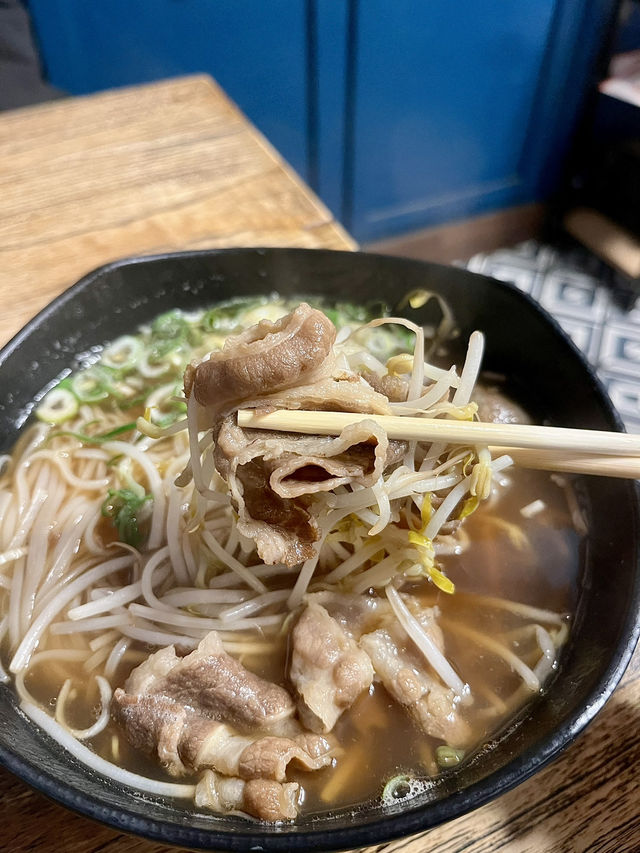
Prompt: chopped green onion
<box><xmin>107</xmin><ymin>380</ymin><xmax>138</xmax><ymax>400</ymax></box>
<box><xmin>119</xmin><ymin>392</ymin><xmax>153</xmax><ymax>411</ymax></box>
<box><xmin>201</xmin><ymin>298</ymin><xmax>265</xmax><ymax>333</ymax></box>
<box><xmin>70</xmin><ymin>368</ymin><xmax>109</xmax><ymax>403</ymax></box>
<box><xmin>152</xmin><ymin>310</ymin><xmax>189</xmax><ymax>338</ymax></box>
<box><xmin>149</xmin><ymin>339</ymin><xmax>181</xmax><ymax>362</ymax></box>
<box><xmin>149</xmin><ymin>311</ymin><xmax>189</xmax><ymax>361</ymax></box>
<box><xmin>36</xmin><ymin>388</ymin><xmax>79</xmax><ymax>424</ymax></box>
<box><xmin>51</xmin><ymin>422</ymin><xmax>137</xmax><ymax>446</ymax></box>
<box><xmin>323</xmin><ymin>301</ymin><xmax>371</xmax><ymax>327</ymax></box>
<box><xmin>101</xmin><ymin>336</ymin><xmax>143</xmax><ymax>371</ymax></box>
<box><xmin>435</xmin><ymin>746</ymin><xmax>465</xmax><ymax>768</ymax></box>
<box><xmin>101</xmin><ymin>488</ymin><xmax>152</xmax><ymax>547</ymax></box>
<box><xmin>382</xmin><ymin>774</ymin><xmax>413</xmax><ymax>801</ymax></box>
<box><xmin>153</xmin><ymin>409</ymin><xmax>186</xmax><ymax>429</ymax></box>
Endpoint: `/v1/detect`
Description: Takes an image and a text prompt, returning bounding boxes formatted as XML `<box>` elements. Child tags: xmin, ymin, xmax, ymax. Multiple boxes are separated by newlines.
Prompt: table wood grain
<box><xmin>0</xmin><ymin>74</ymin><xmax>354</xmax><ymax>347</ymax></box>
<box><xmin>1</xmin><ymin>75</ymin><xmax>639</xmax><ymax>853</ymax></box>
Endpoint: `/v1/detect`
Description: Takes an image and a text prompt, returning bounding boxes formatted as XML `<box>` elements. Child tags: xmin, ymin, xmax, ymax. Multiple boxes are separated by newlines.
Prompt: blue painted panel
<box><xmin>27</xmin><ymin>0</ymin><xmax>616</xmax><ymax>242</ymax></box>
<box><xmin>315</xmin><ymin>0</ymin><xmax>349</xmax><ymax>218</ymax></box>
<box><xmin>28</xmin><ymin>0</ymin><xmax>309</xmax><ymax>179</ymax></box>
<box><xmin>350</xmin><ymin>0</ymin><xmax>561</xmax><ymax>240</ymax></box>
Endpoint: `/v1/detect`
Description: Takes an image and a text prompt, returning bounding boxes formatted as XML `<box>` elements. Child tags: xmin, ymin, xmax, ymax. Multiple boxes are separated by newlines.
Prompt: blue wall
<box><xmin>28</xmin><ymin>0</ymin><xmax>309</xmax><ymax>179</ymax></box>
<box><xmin>28</xmin><ymin>0</ymin><xmax>615</xmax><ymax>242</ymax></box>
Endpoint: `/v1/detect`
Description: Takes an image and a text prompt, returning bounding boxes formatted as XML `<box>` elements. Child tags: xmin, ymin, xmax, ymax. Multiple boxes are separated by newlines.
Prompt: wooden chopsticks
<box><xmin>490</xmin><ymin>447</ymin><xmax>640</xmax><ymax>479</ymax></box>
<box><xmin>236</xmin><ymin>410</ymin><xmax>640</xmax><ymax>479</ymax></box>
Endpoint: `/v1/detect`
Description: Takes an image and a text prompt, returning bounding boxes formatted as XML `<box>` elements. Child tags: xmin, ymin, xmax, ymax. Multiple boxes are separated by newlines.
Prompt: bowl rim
<box><xmin>1</xmin><ymin>246</ymin><xmax>639</xmax><ymax>852</ymax></box>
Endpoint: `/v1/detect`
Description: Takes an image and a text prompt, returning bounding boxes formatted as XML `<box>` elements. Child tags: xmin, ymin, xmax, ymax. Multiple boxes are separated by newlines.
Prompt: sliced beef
<box><xmin>473</xmin><ymin>383</ymin><xmax>530</xmax><ymax>425</ymax></box>
<box><xmin>111</xmin><ymin>691</ymin><xmax>191</xmax><ymax>775</ymax></box>
<box><xmin>232</xmin><ymin>458</ymin><xmax>320</xmax><ymax>566</ymax></box>
<box><xmin>112</xmin><ymin>631</ymin><xmax>334</xmax><ymax>793</ymax></box>
<box><xmin>305</xmin><ymin>591</ymin><xmax>390</xmax><ymax>639</ymax></box>
<box><xmin>241</xmin><ymin>778</ymin><xmax>299</xmax><ymax>822</ymax></box>
<box><xmin>111</xmin><ymin>690</ymin><xmax>239</xmax><ymax>777</ymax></box>
<box><xmin>237</xmin><ymin>734</ymin><xmax>332</xmax><ymax>781</ymax></box>
<box><xmin>184</xmin><ymin>303</ymin><xmax>407</xmax><ymax>564</ymax></box>
<box><xmin>360</xmin><ymin>622</ymin><xmax>470</xmax><ymax>748</ymax></box>
<box><xmin>239</xmin><ymin>375</ymin><xmax>392</xmax><ymax>416</ymax></box>
<box><xmin>214</xmin><ymin>417</ymin><xmax>404</xmax><ymax>567</ymax></box>
<box><xmin>184</xmin><ymin>303</ymin><xmax>336</xmax><ymax>416</ymax></box>
<box><xmin>195</xmin><ymin>770</ymin><xmax>300</xmax><ymax>821</ymax></box>
<box><xmin>111</xmin><ymin>689</ymin><xmax>332</xmax><ymax>780</ymax></box>
<box><xmin>123</xmin><ymin>631</ymin><xmax>295</xmax><ymax>732</ymax></box>
<box><xmin>289</xmin><ymin>602</ymin><xmax>374</xmax><ymax>733</ymax></box>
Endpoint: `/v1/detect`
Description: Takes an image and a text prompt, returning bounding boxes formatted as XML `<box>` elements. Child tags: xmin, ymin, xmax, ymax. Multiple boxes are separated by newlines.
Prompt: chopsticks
<box><xmin>236</xmin><ymin>410</ymin><xmax>640</xmax><ymax>479</ymax></box>
<box><xmin>489</xmin><ymin>447</ymin><xmax>640</xmax><ymax>478</ymax></box>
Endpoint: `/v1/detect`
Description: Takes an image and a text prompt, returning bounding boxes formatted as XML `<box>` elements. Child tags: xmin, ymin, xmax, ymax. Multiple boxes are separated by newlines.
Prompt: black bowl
<box><xmin>0</xmin><ymin>248</ymin><xmax>639</xmax><ymax>852</ymax></box>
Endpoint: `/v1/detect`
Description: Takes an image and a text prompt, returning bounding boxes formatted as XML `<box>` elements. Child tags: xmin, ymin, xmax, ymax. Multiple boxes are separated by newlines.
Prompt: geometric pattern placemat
<box><xmin>465</xmin><ymin>240</ymin><xmax>640</xmax><ymax>433</ymax></box>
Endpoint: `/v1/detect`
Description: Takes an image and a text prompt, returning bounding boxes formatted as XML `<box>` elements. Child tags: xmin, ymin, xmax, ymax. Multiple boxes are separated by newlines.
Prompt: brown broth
<box><xmin>8</xmin><ymin>463</ymin><xmax>579</xmax><ymax>818</ymax></box>
<box><xmin>0</xmin><ymin>299</ymin><xmax>582</xmax><ymax>819</ymax></box>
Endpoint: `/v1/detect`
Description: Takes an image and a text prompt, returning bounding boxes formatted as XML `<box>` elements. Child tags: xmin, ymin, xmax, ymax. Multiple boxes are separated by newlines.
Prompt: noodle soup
<box><xmin>0</xmin><ymin>295</ymin><xmax>579</xmax><ymax>821</ymax></box>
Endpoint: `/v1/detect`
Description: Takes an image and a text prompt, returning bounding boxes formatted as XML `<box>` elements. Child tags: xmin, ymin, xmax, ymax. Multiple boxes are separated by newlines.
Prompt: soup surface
<box><xmin>0</xmin><ymin>295</ymin><xmax>579</xmax><ymax>820</ymax></box>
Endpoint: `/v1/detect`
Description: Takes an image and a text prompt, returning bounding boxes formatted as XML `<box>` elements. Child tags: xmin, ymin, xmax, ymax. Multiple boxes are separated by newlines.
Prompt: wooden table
<box><xmin>1</xmin><ymin>75</ymin><xmax>638</xmax><ymax>853</ymax></box>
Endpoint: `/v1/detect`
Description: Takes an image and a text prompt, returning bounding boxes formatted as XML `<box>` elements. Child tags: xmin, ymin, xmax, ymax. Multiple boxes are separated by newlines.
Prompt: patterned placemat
<box><xmin>465</xmin><ymin>240</ymin><xmax>640</xmax><ymax>433</ymax></box>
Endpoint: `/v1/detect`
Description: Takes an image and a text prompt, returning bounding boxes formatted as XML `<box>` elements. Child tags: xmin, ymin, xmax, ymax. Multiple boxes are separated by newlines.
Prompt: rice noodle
<box><xmin>202</xmin><ymin>529</ymin><xmax>266</xmax><ymax>594</ymax></box>
<box><xmin>533</xmin><ymin>625</ymin><xmax>557</xmax><ymax>683</ymax></box>
<box><xmin>29</xmin><ymin>450</ymin><xmax>110</xmax><ymax>491</ymax></box>
<box><xmin>160</xmin><ymin>588</ymin><xmax>249</xmax><ymax>607</ymax></box>
<box><xmin>116</xmin><ymin>623</ymin><xmax>199</xmax><ymax>649</ymax></box>
<box><xmin>51</xmin><ymin>613</ymin><xmax>132</xmax><ymax>634</ymax></box>
<box><xmin>67</xmin><ymin>581</ymin><xmax>143</xmax><ymax>621</ymax></box>
<box><xmin>128</xmin><ymin>602</ymin><xmax>283</xmax><ymax>632</ymax></box>
<box><xmin>0</xmin><ymin>299</ymin><xmax>572</xmax><ymax>820</ymax></box>
<box><xmin>8</xmin><ymin>490</ymin><xmax>48</xmax><ymax>550</ymax></box>
<box><xmin>10</xmin><ymin>555</ymin><xmax>134</xmax><ymax>673</ymax></box>
<box><xmin>104</xmin><ymin>637</ymin><xmax>131</xmax><ymax>680</ymax></box>
<box><xmin>218</xmin><ymin>589</ymin><xmax>290</xmax><ymax>622</ymax></box>
<box><xmin>166</xmin><ymin>486</ymin><xmax>190</xmax><ymax>586</ymax></box>
<box><xmin>89</xmin><ymin>630</ymin><xmax>120</xmax><ymax>651</ymax></box>
<box><xmin>140</xmin><ymin>546</ymin><xmax>172</xmax><ymax>611</ymax></box>
<box><xmin>7</xmin><ymin>552</ymin><xmax>25</xmax><ymax>649</ymax></box>
<box><xmin>55</xmin><ymin>675</ymin><xmax>113</xmax><ymax>739</ymax></box>
<box><xmin>21</xmin><ymin>702</ymin><xmax>197</xmax><ymax>798</ymax></box>
<box><xmin>13</xmin><ymin>648</ymin><xmax>89</xmax><ymax>706</ymax></box>
<box><xmin>0</xmin><ymin>547</ymin><xmax>27</xmax><ymax>567</ymax></box>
